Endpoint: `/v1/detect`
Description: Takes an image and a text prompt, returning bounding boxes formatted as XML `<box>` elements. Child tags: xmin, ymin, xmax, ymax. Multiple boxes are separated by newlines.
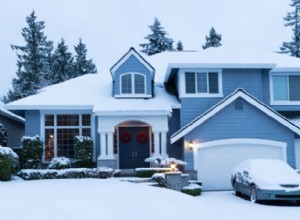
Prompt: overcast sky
<box><xmin>0</xmin><ymin>0</ymin><xmax>292</xmax><ymax>97</ymax></box>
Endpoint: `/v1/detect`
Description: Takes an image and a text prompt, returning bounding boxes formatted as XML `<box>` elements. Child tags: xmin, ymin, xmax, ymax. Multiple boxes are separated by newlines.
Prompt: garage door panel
<box><xmin>197</xmin><ymin>143</ymin><xmax>285</xmax><ymax>191</ymax></box>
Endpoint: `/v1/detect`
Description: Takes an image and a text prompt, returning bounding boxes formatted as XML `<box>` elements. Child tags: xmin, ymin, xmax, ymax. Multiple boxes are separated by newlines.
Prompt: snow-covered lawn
<box><xmin>0</xmin><ymin>178</ymin><xmax>299</xmax><ymax>220</ymax></box>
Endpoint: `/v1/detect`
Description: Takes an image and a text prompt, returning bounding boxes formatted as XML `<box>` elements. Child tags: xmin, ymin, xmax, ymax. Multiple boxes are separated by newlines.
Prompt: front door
<box><xmin>119</xmin><ymin>127</ymin><xmax>150</xmax><ymax>169</ymax></box>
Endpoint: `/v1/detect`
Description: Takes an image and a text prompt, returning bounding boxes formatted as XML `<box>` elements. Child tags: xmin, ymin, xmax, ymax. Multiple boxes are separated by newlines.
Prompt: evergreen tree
<box><xmin>140</xmin><ymin>18</ymin><xmax>174</xmax><ymax>55</ymax></box>
<box><xmin>176</xmin><ymin>40</ymin><xmax>184</xmax><ymax>51</ymax></box>
<box><xmin>202</xmin><ymin>27</ymin><xmax>222</xmax><ymax>50</ymax></box>
<box><xmin>279</xmin><ymin>0</ymin><xmax>300</xmax><ymax>57</ymax></box>
<box><xmin>5</xmin><ymin>11</ymin><xmax>53</xmax><ymax>102</ymax></box>
<box><xmin>73</xmin><ymin>39</ymin><xmax>97</xmax><ymax>77</ymax></box>
<box><xmin>50</xmin><ymin>39</ymin><xmax>74</xmax><ymax>84</ymax></box>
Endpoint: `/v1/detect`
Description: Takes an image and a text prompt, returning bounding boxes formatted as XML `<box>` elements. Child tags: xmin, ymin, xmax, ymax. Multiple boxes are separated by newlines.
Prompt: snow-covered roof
<box><xmin>0</xmin><ymin>101</ymin><xmax>25</xmax><ymax>124</ymax></box>
<box><xmin>171</xmin><ymin>88</ymin><xmax>300</xmax><ymax>144</ymax></box>
<box><xmin>147</xmin><ymin>46</ymin><xmax>300</xmax><ymax>83</ymax></box>
<box><xmin>5</xmin><ymin>73</ymin><xmax>180</xmax><ymax>113</ymax></box>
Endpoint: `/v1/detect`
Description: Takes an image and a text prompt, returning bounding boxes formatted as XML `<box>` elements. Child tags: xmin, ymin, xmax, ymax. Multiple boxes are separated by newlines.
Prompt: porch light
<box><xmin>188</xmin><ymin>141</ymin><xmax>194</xmax><ymax>150</ymax></box>
<box><xmin>170</xmin><ymin>162</ymin><xmax>176</xmax><ymax>172</ymax></box>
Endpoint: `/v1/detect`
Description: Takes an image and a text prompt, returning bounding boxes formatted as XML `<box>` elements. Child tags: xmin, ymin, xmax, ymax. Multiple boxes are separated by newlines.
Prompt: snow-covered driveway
<box><xmin>0</xmin><ymin>178</ymin><xmax>299</xmax><ymax>220</ymax></box>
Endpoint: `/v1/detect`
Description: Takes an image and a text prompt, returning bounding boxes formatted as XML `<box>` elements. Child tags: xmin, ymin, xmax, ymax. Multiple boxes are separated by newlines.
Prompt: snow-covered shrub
<box><xmin>0</xmin><ymin>123</ymin><xmax>7</xmax><ymax>146</ymax></box>
<box><xmin>74</xmin><ymin>136</ymin><xmax>93</xmax><ymax>168</ymax></box>
<box><xmin>145</xmin><ymin>156</ymin><xmax>187</xmax><ymax>168</ymax></box>
<box><xmin>113</xmin><ymin>169</ymin><xmax>121</xmax><ymax>177</ymax></box>
<box><xmin>48</xmin><ymin>157</ymin><xmax>73</xmax><ymax>170</ymax></box>
<box><xmin>0</xmin><ymin>146</ymin><xmax>19</xmax><ymax>181</ymax></box>
<box><xmin>181</xmin><ymin>184</ymin><xmax>201</xmax><ymax>196</ymax></box>
<box><xmin>17</xmin><ymin>167</ymin><xmax>114</xmax><ymax>180</ymax></box>
<box><xmin>21</xmin><ymin>136</ymin><xmax>43</xmax><ymax>169</ymax></box>
<box><xmin>151</xmin><ymin>173</ymin><xmax>166</xmax><ymax>187</ymax></box>
<box><xmin>135</xmin><ymin>167</ymin><xmax>172</xmax><ymax>178</ymax></box>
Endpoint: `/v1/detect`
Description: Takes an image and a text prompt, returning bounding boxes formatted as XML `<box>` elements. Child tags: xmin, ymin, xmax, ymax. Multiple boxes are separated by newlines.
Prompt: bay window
<box><xmin>44</xmin><ymin>114</ymin><xmax>91</xmax><ymax>161</ymax></box>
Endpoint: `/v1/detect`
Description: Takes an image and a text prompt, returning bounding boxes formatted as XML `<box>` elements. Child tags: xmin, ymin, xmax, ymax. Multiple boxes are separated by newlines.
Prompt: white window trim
<box><xmin>270</xmin><ymin>73</ymin><xmax>300</xmax><ymax>105</ymax></box>
<box><xmin>119</xmin><ymin>72</ymin><xmax>148</xmax><ymax>97</ymax></box>
<box><xmin>40</xmin><ymin>112</ymin><xmax>93</xmax><ymax>163</ymax></box>
<box><xmin>179</xmin><ymin>69</ymin><xmax>223</xmax><ymax>98</ymax></box>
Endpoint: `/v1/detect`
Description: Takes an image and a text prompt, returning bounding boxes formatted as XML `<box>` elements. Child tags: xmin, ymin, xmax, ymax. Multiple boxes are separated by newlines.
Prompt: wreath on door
<box><xmin>137</xmin><ymin>132</ymin><xmax>149</xmax><ymax>144</ymax></box>
<box><xmin>121</xmin><ymin>132</ymin><xmax>131</xmax><ymax>143</ymax></box>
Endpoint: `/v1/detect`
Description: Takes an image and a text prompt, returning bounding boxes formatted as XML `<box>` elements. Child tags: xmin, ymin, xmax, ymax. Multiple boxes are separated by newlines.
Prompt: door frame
<box><xmin>117</xmin><ymin>124</ymin><xmax>152</xmax><ymax>169</ymax></box>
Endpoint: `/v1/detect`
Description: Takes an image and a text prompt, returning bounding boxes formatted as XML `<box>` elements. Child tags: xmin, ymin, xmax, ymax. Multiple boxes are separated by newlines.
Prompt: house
<box><xmin>0</xmin><ymin>102</ymin><xmax>25</xmax><ymax>149</ymax></box>
<box><xmin>5</xmin><ymin>47</ymin><xmax>300</xmax><ymax>190</ymax></box>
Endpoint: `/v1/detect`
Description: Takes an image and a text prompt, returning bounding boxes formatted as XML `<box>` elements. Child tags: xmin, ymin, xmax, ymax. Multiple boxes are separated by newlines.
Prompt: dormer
<box><xmin>110</xmin><ymin>47</ymin><xmax>155</xmax><ymax>98</ymax></box>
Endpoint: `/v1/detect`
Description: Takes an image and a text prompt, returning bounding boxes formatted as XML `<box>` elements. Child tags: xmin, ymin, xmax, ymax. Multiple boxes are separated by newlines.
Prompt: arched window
<box><xmin>121</xmin><ymin>73</ymin><xmax>145</xmax><ymax>95</ymax></box>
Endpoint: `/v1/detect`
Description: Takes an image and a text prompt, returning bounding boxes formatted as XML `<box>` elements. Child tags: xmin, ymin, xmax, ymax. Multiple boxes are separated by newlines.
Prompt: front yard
<box><xmin>0</xmin><ymin>178</ymin><xmax>299</xmax><ymax>220</ymax></box>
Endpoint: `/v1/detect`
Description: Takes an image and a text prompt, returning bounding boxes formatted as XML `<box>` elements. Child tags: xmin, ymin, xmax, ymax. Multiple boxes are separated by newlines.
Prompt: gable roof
<box><xmin>170</xmin><ymin>88</ymin><xmax>300</xmax><ymax>144</ymax></box>
<box><xmin>0</xmin><ymin>102</ymin><xmax>25</xmax><ymax>124</ymax></box>
<box><xmin>110</xmin><ymin>47</ymin><xmax>155</xmax><ymax>79</ymax></box>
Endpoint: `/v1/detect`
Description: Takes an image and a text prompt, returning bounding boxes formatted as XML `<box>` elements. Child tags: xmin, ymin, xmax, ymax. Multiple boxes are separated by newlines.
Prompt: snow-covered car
<box><xmin>231</xmin><ymin>159</ymin><xmax>300</xmax><ymax>204</ymax></box>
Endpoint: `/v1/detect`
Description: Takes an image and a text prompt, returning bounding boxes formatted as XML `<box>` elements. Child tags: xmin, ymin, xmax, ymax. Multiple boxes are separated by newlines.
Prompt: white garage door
<box><xmin>195</xmin><ymin>139</ymin><xmax>287</xmax><ymax>191</ymax></box>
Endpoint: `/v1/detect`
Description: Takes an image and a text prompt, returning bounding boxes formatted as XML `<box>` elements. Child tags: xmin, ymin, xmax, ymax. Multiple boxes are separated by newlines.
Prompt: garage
<box><xmin>194</xmin><ymin>138</ymin><xmax>287</xmax><ymax>191</ymax></box>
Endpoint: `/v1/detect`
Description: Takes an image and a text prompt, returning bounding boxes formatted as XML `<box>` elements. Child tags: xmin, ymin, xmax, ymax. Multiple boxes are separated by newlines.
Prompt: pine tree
<box><xmin>73</xmin><ymin>39</ymin><xmax>97</xmax><ymax>77</ymax></box>
<box><xmin>279</xmin><ymin>0</ymin><xmax>300</xmax><ymax>57</ymax></box>
<box><xmin>6</xmin><ymin>11</ymin><xmax>53</xmax><ymax>102</ymax></box>
<box><xmin>50</xmin><ymin>39</ymin><xmax>74</xmax><ymax>84</ymax></box>
<box><xmin>176</xmin><ymin>40</ymin><xmax>184</xmax><ymax>51</ymax></box>
<box><xmin>140</xmin><ymin>18</ymin><xmax>174</xmax><ymax>55</ymax></box>
<box><xmin>202</xmin><ymin>27</ymin><xmax>222</xmax><ymax>50</ymax></box>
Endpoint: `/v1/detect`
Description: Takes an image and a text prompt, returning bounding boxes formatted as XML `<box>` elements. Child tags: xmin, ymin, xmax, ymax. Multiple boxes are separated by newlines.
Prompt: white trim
<box><xmin>171</xmin><ymin>89</ymin><xmax>300</xmax><ymax>144</ymax></box>
<box><xmin>179</xmin><ymin>68</ymin><xmax>223</xmax><ymax>98</ymax></box>
<box><xmin>269</xmin><ymin>72</ymin><xmax>300</xmax><ymax>105</ymax></box>
<box><xmin>111</xmin><ymin>49</ymin><xmax>155</xmax><ymax>78</ymax></box>
<box><xmin>164</xmin><ymin>63</ymin><xmax>276</xmax><ymax>83</ymax></box>
<box><xmin>115</xmin><ymin>94</ymin><xmax>152</xmax><ymax>98</ymax></box>
<box><xmin>94</xmin><ymin>111</ymin><xmax>170</xmax><ymax>116</ymax></box>
<box><xmin>5</xmin><ymin>105</ymin><xmax>93</xmax><ymax>110</ymax></box>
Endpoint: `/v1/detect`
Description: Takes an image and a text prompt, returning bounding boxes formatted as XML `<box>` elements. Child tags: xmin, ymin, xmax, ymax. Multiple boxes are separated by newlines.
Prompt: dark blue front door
<box><xmin>119</xmin><ymin>127</ymin><xmax>150</xmax><ymax>169</ymax></box>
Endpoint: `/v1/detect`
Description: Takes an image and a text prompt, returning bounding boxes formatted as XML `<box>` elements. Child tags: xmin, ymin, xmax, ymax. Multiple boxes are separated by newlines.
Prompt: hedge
<box><xmin>17</xmin><ymin>167</ymin><xmax>114</xmax><ymax>180</ymax></box>
<box><xmin>135</xmin><ymin>167</ymin><xmax>172</xmax><ymax>178</ymax></box>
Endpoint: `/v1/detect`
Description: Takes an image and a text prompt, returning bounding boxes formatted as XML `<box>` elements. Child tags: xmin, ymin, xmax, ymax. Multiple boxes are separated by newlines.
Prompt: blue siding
<box><xmin>25</xmin><ymin>110</ymin><xmax>40</xmax><ymax>136</ymax></box>
<box><xmin>114</xmin><ymin>55</ymin><xmax>152</xmax><ymax>96</ymax></box>
<box><xmin>183</xmin><ymin>99</ymin><xmax>296</xmax><ymax>170</ymax></box>
<box><xmin>168</xmin><ymin>109</ymin><xmax>183</xmax><ymax>159</ymax></box>
<box><xmin>222</xmin><ymin>69</ymin><xmax>262</xmax><ymax>99</ymax></box>
<box><xmin>180</xmin><ymin>68</ymin><xmax>265</xmax><ymax>127</ymax></box>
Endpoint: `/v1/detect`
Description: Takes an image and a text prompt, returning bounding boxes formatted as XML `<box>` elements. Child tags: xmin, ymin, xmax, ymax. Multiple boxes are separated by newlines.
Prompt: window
<box><xmin>121</xmin><ymin>73</ymin><xmax>145</xmax><ymax>95</ymax></box>
<box><xmin>44</xmin><ymin>114</ymin><xmax>91</xmax><ymax>161</ymax></box>
<box><xmin>185</xmin><ymin>72</ymin><xmax>220</xmax><ymax>95</ymax></box>
<box><xmin>272</xmin><ymin>75</ymin><xmax>300</xmax><ymax>102</ymax></box>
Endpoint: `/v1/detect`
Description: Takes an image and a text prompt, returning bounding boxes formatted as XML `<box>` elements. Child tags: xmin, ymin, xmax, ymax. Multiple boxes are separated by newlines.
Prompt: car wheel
<box><xmin>250</xmin><ymin>185</ymin><xmax>259</xmax><ymax>203</ymax></box>
<box><xmin>233</xmin><ymin>182</ymin><xmax>241</xmax><ymax>197</ymax></box>
<box><xmin>296</xmin><ymin>200</ymin><xmax>300</xmax><ymax>206</ymax></box>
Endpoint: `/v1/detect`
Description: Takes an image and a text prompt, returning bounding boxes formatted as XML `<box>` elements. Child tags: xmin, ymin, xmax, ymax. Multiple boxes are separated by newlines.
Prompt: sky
<box><xmin>0</xmin><ymin>0</ymin><xmax>292</xmax><ymax>97</ymax></box>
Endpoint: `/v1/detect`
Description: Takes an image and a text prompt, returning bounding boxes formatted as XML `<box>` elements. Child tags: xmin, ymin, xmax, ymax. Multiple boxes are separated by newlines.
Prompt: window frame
<box><xmin>117</xmin><ymin>72</ymin><xmax>151</xmax><ymax>98</ymax></box>
<box><xmin>41</xmin><ymin>113</ymin><xmax>92</xmax><ymax>162</ymax></box>
<box><xmin>180</xmin><ymin>69</ymin><xmax>223</xmax><ymax>98</ymax></box>
<box><xmin>270</xmin><ymin>73</ymin><xmax>300</xmax><ymax>105</ymax></box>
